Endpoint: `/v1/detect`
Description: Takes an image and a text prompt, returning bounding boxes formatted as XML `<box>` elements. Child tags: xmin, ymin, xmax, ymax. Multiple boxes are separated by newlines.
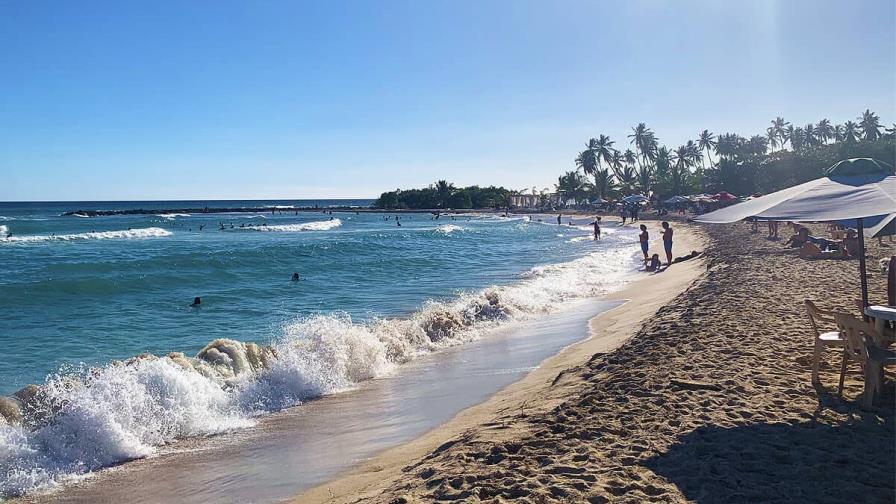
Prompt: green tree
<box><xmin>698</xmin><ymin>129</ymin><xmax>716</xmax><ymax>168</ymax></box>
<box><xmin>843</xmin><ymin>120</ymin><xmax>859</xmax><ymax>143</ymax></box>
<box><xmin>859</xmin><ymin>109</ymin><xmax>882</xmax><ymax>141</ymax></box>
<box><xmin>816</xmin><ymin>119</ymin><xmax>833</xmax><ymax>144</ymax></box>
<box><xmin>434</xmin><ymin>180</ymin><xmax>454</xmax><ymax>208</ymax></box>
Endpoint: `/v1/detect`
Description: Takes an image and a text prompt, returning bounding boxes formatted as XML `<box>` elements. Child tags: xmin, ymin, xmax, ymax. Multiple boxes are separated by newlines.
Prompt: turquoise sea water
<box><xmin>0</xmin><ymin>200</ymin><xmax>641</xmax><ymax>497</ymax></box>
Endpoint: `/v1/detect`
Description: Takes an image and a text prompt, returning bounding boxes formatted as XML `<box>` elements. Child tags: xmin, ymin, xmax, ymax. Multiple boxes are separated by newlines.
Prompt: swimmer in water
<box><xmin>190</xmin><ymin>297</ymin><xmax>201</xmax><ymax>307</ymax></box>
<box><xmin>291</xmin><ymin>272</ymin><xmax>300</xmax><ymax>281</ymax></box>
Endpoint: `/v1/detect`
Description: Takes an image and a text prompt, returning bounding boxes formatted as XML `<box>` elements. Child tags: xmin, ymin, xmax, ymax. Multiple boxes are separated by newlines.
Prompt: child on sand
<box><xmin>646</xmin><ymin>253</ymin><xmax>661</xmax><ymax>272</ymax></box>
<box><xmin>661</xmin><ymin>221</ymin><xmax>673</xmax><ymax>265</ymax></box>
<box><xmin>639</xmin><ymin>224</ymin><xmax>649</xmax><ymax>260</ymax></box>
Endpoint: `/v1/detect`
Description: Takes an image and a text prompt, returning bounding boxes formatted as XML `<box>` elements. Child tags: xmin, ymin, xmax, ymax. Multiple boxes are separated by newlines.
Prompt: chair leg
<box><xmin>812</xmin><ymin>339</ymin><xmax>823</xmax><ymax>383</ymax></box>
<box><xmin>863</xmin><ymin>361</ymin><xmax>882</xmax><ymax>409</ymax></box>
<box><xmin>837</xmin><ymin>349</ymin><xmax>849</xmax><ymax>398</ymax></box>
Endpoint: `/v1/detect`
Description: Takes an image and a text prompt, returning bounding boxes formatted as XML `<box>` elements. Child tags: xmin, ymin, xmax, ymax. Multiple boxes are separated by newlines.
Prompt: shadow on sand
<box><xmin>644</xmin><ymin>419</ymin><xmax>895</xmax><ymax>504</ymax></box>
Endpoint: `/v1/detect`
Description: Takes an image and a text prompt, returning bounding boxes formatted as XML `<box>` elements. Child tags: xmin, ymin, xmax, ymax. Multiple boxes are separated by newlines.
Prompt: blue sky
<box><xmin>1</xmin><ymin>0</ymin><xmax>893</xmax><ymax>201</ymax></box>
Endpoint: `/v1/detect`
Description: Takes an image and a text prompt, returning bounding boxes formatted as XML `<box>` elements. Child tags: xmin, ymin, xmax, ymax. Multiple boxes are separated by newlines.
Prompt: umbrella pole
<box><xmin>858</xmin><ymin>218</ymin><xmax>869</xmax><ymax>317</ymax></box>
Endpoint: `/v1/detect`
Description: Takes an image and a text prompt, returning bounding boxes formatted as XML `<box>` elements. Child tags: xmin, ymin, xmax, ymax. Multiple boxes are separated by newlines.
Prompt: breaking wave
<box><xmin>234</xmin><ymin>219</ymin><xmax>342</xmax><ymax>232</ymax></box>
<box><xmin>0</xmin><ymin>234</ymin><xmax>639</xmax><ymax>497</ymax></box>
<box><xmin>0</xmin><ymin>227</ymin><xmax>172</xmax><ymax>244</ymax></box>
<box><xmin>156</xmin><ymin>213</ymin><xmax>191</xmax><ymax>220</ymax></box>
<box><xmin>434</xmin><ymin>224</ymin><xmax>465</xmax><ymax>235</ymax></box>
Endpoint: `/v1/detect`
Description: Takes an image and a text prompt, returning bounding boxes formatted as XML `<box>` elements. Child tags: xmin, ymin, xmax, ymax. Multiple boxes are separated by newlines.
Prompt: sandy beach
<box><xmin>295</xmin><ymin>219</ymin><xmax>894</xmax><ymax>504</ymax></box>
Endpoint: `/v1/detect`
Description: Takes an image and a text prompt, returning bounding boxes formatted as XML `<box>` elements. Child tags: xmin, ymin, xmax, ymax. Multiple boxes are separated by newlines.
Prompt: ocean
<box><xmin>0</xmin><ymin>200</ymin><xmax>641</xmax><ymax>498</ymax></box>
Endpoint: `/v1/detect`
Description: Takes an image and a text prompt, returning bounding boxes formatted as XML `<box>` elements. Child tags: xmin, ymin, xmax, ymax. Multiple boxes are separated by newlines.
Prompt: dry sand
<box><xmin>295</xmin><ymin>219</ymin><xmax>895</xmax><ymax>504</ymax></box>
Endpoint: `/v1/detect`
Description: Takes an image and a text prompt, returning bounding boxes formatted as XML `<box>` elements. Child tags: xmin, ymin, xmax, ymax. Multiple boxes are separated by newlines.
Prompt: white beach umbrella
<box><xmin>694</xmin><ymin>158</ymin><xmax>896</xmax><ymax>307</ymax></box>
<box><xmin>622</xmin><ymin>194</ymin><xmax>649</xmax><ymax>204</ymax></box>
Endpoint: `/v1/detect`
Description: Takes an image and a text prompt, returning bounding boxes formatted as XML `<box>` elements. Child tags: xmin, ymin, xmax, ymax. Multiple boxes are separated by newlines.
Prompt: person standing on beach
<box><xmin>661</xmin><ymin>221</ymin><xmax>674</xmax><ymax>265</ymax></box>
<box><xmin>593</xmin><ymin>219</ymin><xmax>601</xmax><ymax>240</ymax></box>
<box><xmin>619</xmin><ymin>206</ymin><xmax>627</xmax><ymax>225</ymax></box>
<box><xmin>639</xmin><ymin>224</ymin><xmax>649</xmax><ymax>260</ymax></box>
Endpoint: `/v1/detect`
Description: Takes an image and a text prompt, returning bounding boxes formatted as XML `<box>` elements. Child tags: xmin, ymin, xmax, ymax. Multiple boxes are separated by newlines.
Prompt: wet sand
<box><xmin>297</xmin><ymin>220</ymin><xmax>894</xmax><ymax>504</ymax></box>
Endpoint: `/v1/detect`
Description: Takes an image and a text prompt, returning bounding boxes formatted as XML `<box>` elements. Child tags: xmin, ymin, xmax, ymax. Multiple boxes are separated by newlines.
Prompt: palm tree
<box><xmin>770</xmin><ymin>117</ymin><xmax>789</xmax><ymax>146</ymax></box>
<box><xmin>859</xmin><ymin>109</ymin><xmax>883</xmax><ymax>141</ymax></box>
<box><xmin>627</xmin><ymin>123</ymin><xmax>650</xmax><ymax>171</ymax></box>
<box><xmin>609</xmin><ymin>150</ymin><xmax>624</xmax><ymax>180</ymax></box>
<box><xmin>592</xmin><ymin>168</ymin><xmax>615</xmax><ymax>199</ymax></box>
<box><xmin>885</xmin><ymin>124</ymin><xmax>896</xmax><ymax>140</ymax></box>
<box><xmin>614</xmin><ymin>150</ymin><xmax>638</xmax><ymax>194</ymax></box>
<box><xmin>783</xmin><ymin>124</ymin><xmax>796</xmax><ymax>150</ymax></box>
<box><xmin>593</xmin><ymin>135</ymin><xmax>616</xmax><ymax>169</ymax></box>
<box><xmin>556</xmin><ymin>171</ymin><xmax>588</xmax><ymax>205</ymax></box>
<box><xmin>765</xmin><ymin>126</ymin><xmax>779</xmax><ymax>152</ymax></box>
<box><xmin>843</xmin><ymin>120</ymin><xmax>859</xmax><ymax>143</ymax></box>
<box><xmin>803</xmin><ymin>123</ymin><xmax>818</xmax><ymax>147</ymax></box>
<box><xmin>790</xmin><ymin>126</ymin><xmax>806</xmax><ymax>150</ymax></box>
<box><xmin>697</xmin><ymin>129</ymin><xmax>716</xmax><ymax>168</ymax></box>
<box><xmin>434</xmin><ymin>180</ymin><xmax>455</xmax><ymax>207</ymax></box>
<box><xmin>747</xmin><ymin>135</ymin><xmax>768</xmax><ymax>157</ymax></box>
<box><xmin>671</xmin><ymin>145</ymin><xmax>693</xmax><ymax>195</ymax></box>
<box><xmin>833</xmin><ymin>124</ymin><xmax>845</xmax><ymax>143</ymax></box>
<box><xmin>816</xmin><ymin>119</ymin><xmax>833</xmax><ymax>144</ymax></box>
<box><xmin>575</xmin><ymin>143</ymin><xmax>598</xmax><ymax>179</ymax></box>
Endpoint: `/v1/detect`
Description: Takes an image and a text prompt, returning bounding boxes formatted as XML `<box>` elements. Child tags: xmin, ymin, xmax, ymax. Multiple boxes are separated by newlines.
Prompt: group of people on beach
<box><xmin>640</xmin><ymin>221</ymin><xmax>674</xmax><ymax>272</ymax></box>
<box><xmin>784</xmin><ymin>224</ymin><xmax>862</xmax><ymax>260</ymax></box>
<box><xmin>575</xmin><ymin>213</ymin><xmax>674</xmax><ymax>272</ymax></box>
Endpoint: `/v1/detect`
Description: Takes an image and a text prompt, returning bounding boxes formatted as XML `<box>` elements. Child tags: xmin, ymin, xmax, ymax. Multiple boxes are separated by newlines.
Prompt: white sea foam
<box><xmin>435</xmin><ymin>224</ymin><xmax>464</xmax><ymax>234</ymax></box>
<box><xmin>0</xmin><ymin>227</ymin><xmax>172</xmax><ymax>244</ymax></box>
<box><xmin>0</xmin><ymin>229</ymin><xmax>640</xmax><ymax>497</ymax></box>
<box><xmin>156</xmin><ymin>213</ymin><xmax>191</xmax><ymax>220</ymax></box>
<box><xmin>0</xmin><ymin>225</ymin><xmax>7</xmax><ymax>236</ymax></box>
<box><xmin>237</xmin><ymin>219</ymin><xmax>342</xmax><ymax>232</ymax></box>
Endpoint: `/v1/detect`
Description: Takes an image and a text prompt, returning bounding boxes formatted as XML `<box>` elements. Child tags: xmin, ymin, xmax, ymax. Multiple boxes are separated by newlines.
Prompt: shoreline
<box><xmin>6</xmin><ymin>214</ymin><xmax>663</xmax><ymax>502</ymax></box>
<box><xmin>293</xmin><ymin>218</ymin><xmax>706</xmax><ymax>503</ymax></box>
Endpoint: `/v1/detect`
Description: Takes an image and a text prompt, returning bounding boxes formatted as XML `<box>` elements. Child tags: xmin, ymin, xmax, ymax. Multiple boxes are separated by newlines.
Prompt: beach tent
<box><xmin>665</xmin><ymin>195</ymin><xmax>689</xmax><ymax>204</ymax></box>
<box><xmin>839</xmin><ymin>213</ymin><xmax>896</xmax><ymax>239</ymax></box>
<box><xmin>694</xmin><ymin>158</ymin><xmax>896</xmax><ymax>308</ymax></box>
<box><xmin>590</xmin><ymin>197</ymin><xmax>609</xmax><ymax>205</ymax></box>
<box><xmin>622</xmin><ymin>194</ymin><xmax>649</xmax><ymax>204</ymax></box>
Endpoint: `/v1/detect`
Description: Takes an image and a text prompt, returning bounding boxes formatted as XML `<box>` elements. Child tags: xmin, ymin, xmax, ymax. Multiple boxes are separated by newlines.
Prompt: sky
<box><xmin>0</xmin><ymin>0</ymin><xmax>894</xmax><ymax>201</ymax></box>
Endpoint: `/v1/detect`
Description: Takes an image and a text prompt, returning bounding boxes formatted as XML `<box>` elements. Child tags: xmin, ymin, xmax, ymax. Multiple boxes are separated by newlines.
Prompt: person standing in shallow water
<box><xmin>639</xmin><ymin>224</ymin><xmax>649</xmax><ymax>261</ymax></box>
<box><xmin>593</xmin><ymin>218</ymin><xmax>601</xmax><ymax>240</ymax></box>
<box><xmin>661</xmin><ymin>221</ymin><xmax>674</xmax><ymax>266</ymax></box>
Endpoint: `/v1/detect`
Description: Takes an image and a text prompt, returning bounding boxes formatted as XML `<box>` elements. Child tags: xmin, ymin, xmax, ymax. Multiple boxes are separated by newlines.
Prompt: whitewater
<box><xmin>0</xmin><ymin>203</ymin><xmax>641</xmax><ymax>498</ymax></box>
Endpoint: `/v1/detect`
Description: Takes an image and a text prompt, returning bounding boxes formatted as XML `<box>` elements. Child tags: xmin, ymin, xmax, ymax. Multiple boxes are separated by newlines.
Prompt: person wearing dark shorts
<box><xmin>661</xmin><ymin>221</ymin><xmax>674</xmax><ymax>265</ymax></box>
<box><xmin>639</xmin><ymin>224</ymin><xmax>649</xmax><ymax>260</ymax></box>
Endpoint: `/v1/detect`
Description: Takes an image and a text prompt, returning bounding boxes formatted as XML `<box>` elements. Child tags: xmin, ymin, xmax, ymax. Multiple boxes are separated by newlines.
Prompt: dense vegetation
<box><xmin>565</xmin><ymin>109</ymin><xmax>894</xmax><ymax>204</ymax></box>
<box><xmin>374</xmin><ymin>181</ymin><xmax>510</xmax><ymax>209</ymax></box>
<box><xmin>375</xmin><ymin>109</ymin><xmax>893</xmax><ymax>209</ymax></box>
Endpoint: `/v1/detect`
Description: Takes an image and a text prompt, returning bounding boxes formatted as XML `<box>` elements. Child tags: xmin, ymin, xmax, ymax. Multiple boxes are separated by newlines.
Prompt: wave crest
<box><xmin>0</xmin><ymin>227</ymin><xmax>172</xmax><ymax>244</ymax></box>
<box><xmin>235</xmin><ymin>219</ymin><xmax>342</xmax><ymax>232</ymax></box>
